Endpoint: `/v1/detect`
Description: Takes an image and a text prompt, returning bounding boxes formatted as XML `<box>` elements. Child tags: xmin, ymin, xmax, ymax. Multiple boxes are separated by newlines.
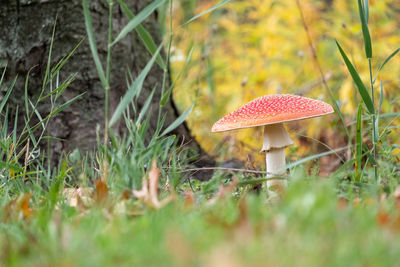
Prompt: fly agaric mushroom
<box><xmin>211</xmin><ymin>94</ymin><xmax>333</xmax><ymax>193</ymax></box>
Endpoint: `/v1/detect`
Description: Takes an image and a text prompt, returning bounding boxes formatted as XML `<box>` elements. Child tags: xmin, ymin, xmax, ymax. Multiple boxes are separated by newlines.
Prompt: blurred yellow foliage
<box><xmin>169</xmin><ymin>0</ymin><xmax>400</xmax><ymax>165</ymax></box>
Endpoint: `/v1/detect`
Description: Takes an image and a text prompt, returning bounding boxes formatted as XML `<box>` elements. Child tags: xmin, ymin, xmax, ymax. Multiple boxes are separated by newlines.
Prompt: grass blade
<box><xmin>112</xmin><ymin>0</ymin><xmax>166</xmax><ymax>46</ymax></box>
<box><xmin>82</xmin><ymin>0</ymin><xmax>108</xmax><ymax>88</ymax></box>
<box><xmin>49</xmin><ymin>93</ymin><xmax>85</xmax><ymax>118</ymax></box>
<box><xmin>160</xmin><ymin>103</ymin><xmax>194</xmax><ymax>137</ymax></box>
<box><xmin>24</xmin><ymin>68</ymin><xmax>36</xmax><ymax>117</ymax></box>
<box><xmin>362</xmin><ymin>142</ymin><xmax>376</xmax><ymax>165</ymax></box>
<box><xmin>109</xmin><ymin>45</ymin><xmax>161</xmax><ymax>127</ymax></box>
<box><xmin>375</xmin><ymin>80</ymin><xmax>383</xmax><ymax>133</ymax></box>
<box><xmin>336</xmin><ymin>40</ymin><xmax>374</xmax><ymax>114</ymax></box>
<box><xmin>373</xmin><ymin>48</ymin><xmax>400</xmax><ymax>84</ymax></box>
<box><xmin>29</xmin><ymin>100</ymin><xmax>45</xmax><ymax>131</ymax></box>
<box><xmin>39</xmin><ymin>74</ymin><xmax>76</xmax><ymax>102</ymax></box>
<box><xmin>363</xmin><ymin>0</ymin><xmax>369</xmax><ymax>24</ymax></box>
<box><xmin>0</xmin><ymin>65</ymin><xmax>6</xmax><ymax>85</ymax></box>
<box><xmin>0</xmin><ymin>76</ymin><xmax>16</xmax><ymax>115</ymax></box>
<box><xmin>377</xmin><ymin>48</ymin><xmax>399</xmax><ymax>73</ymax></box>
<box><xmin>136</xmin><ymin>86</ymin><xmax>156</xmax><ymax>125</ymax></box>
<box><xmin>42</xmin><ymin>20</ymin><xmax>57</xmax><ymax>90</ymax></box>
<box><xmin>0</xmin><ymin>161</ymin><xmax>23</xmax><ymax>173</ymax></box>
<box><xmin>355</xmin><ymin>103</ymin><xmax>362</xmax><ymax>180</ymax></box>
<box><xmin>296</xmin><ymin>133</ymin><xmax>345</xmax><ymax>163</ymax></box>
<box><xmin>160</xmin><ymin>46</ymin><xmax>195</xmax><ymax>107</ymax></box>
<box><xmin>117</xmin><ymin>0</ymin><xmax>166</xmax><ymax>70</ymax></box>
<box><xmin>51</xmin><ymin>39</ymin><xmax>84</xmax><ymax>77</ymax></box>
<box><xmin>278</xmin><ymin>146</ymin><xmax>349</xmax><ymax>173</ymax></box>
<box><xmin>184</xmin><ymin>0</ymin><xmax>232</xmax><ymax>25</ymax></box>
<box><xmin>357</xmin><ymin>0</ymin><xmax>372</xmax><ymax>58</ymax></box>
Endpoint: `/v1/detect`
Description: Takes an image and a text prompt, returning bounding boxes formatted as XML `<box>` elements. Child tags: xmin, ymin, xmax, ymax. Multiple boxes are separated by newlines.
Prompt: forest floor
<box><xmin>1</xmin><ymin>157</ymin><xmax>400</xmax><ymax>266</ymax></box>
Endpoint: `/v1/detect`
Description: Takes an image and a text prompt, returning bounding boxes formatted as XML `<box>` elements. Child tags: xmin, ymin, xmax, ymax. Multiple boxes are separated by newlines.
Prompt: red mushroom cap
<box><xmin>212</xmin><ymin>94</ymin><xmax>334</xmax><ymax>132</ymax></box>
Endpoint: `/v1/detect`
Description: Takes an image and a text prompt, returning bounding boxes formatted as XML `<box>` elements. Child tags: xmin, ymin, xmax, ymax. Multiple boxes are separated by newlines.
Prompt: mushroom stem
<box><xmin>266</xmin><ymin>148</ymin><xmax>287</xmax><ymax>190</ymax></box>
<box><xmin>262</xmin><ymin>123</ymin><xmax>293</xmax><ymax>192</ymax></box>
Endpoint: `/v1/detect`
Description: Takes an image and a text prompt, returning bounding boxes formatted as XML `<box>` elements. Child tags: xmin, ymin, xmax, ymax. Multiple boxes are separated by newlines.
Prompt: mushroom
<box><xmin>211</xmin><ymin>94</ymin><xmax>334</xmax><ymax>194</ymax></box>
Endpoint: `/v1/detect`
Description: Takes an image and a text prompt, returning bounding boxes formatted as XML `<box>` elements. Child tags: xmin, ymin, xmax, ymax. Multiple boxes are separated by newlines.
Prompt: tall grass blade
<box><xmin>160</xmin><ymin>46</ymin><xmax>194</xmax><ymax>107</ymax></box>
<box><xmin>160</xmin><ymin>103</ymin><xmax>194</xmax><ymax>137</ymax></box>
<box><xmin>82</xmin><ymin>0</ymin><xmax>108</xmax><ymax>88</ymax></box>
<box><xmin>0</xmin><ymin>161</ymin><xmax>23</xmax><ymax>172</ymax></box>
<box><xmin>112</xmin><ymin>0</ymin><xmax>166</xmax><ymax>46</ymax></box>
<box><xmin>0</xmin><ymin>66</ymin><xmax>6</xmax><ymax>85</ymax></box>
<box><xmin>49</xmin><ymin>93</ymin><xmax>85</xmax><ymax>117</ymax></box>
<box><xmin>51</xmin><ymin>39</ymin><xmax>84</xmax><ymax>76</ymax></box>
<box><xmin>29</xmin><ymin>100</ymin><xmax>45</xmax><ymax>131</ymax></box>
<box><xmin>136</xmin><ymin>86</ymin><xmax>156</xmax><ymax>125</ymax></box>
<box><xmin>24</xmin><ymin>68</ymin><xmax>35</xmax><ymax>117</ymax></box>
<box><xmin>25</xmin><ymin>119</ymin><xmax>38</xmax><ymax>147</ymax></box>
<box><xmin>357</xmin><ymin>0</ymin><xmax>372</xmax><ymax>58</ymax></box>
<box><xmin>363</xmin><ymin>0</ymin><xmax>369</xmax><ymax>23</ymax></box>
<box><xmin>117</xmin><ymin>0</ymin><xmax>166</xmax><ymax>70</ymax></box>
<box><xmin>12</xmin><ymin>107</ymin><xmax>18</xmax><ymax>150</ymax></box>
<box><xmin>42</xmin><ymin>21</ymin><xmax>57</xmax><ymax>90</ymax></box>
<box><xmin>39</xmin><ymin>74</ymin><xmax>76</xmax><ymax>102</ymax></box>
<box><xmin>0</xmin><ymin>77</ymin><xmax>16</xmax><ymax>115</ymax></box>
<box><xmin>184</xmin><ymin>0</ymin><xmax>232</xmax><ymax>25</ymax></box>
<box><xmin>362</xmin><ymin>142</ymin><xmax>376</xmax><ymax>165</ymax></box>
<box><xmin>109</xmin><ymin>45</ymin><xmax>161</xmax><ymax>127</ymax></box>
<box><xmin>373</xmin><ymin>48</ymin><xmax>399</xmax><ymax>84</ymax></box>
<box><xmin>279</xmin><ymin>146</ymin><xmax>349</xmax><ymax>173</ymax></box>
<box><xmin>336</xmin><ymin>40</ymin><xmax>374</xmax><ymax>114</ymax></box>
<box><xmin>375</xmin><ymin>80</ymin><xmax>384</xmax><ymax>132</ymax></box>
<box><xmin>355</xmin><ymin>103</ymin><xmax>362</xmax><ymax>180</ymax></box>
<box><xmin>296</xmin><ymin>133</ymin><xmax>345</xmax><ymax>163</ymax></box>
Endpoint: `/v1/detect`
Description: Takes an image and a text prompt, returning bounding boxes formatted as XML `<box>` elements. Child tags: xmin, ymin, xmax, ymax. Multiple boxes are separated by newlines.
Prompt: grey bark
<box><xmin>0</xmin><ymin>0</ymin><xmax>204</xmax><ymax>162</ymax></box>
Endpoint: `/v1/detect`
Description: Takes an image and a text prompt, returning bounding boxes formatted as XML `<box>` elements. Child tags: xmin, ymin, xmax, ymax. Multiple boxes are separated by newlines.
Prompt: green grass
<box><xmin>0</xmin><ymin>0</ymin><xmax>399</xmax><ymax>266</ymax></box>
<box><xmin>1</xmin><ymin>174</ymin><xmax>400</xmax><ymax>266</ymax></box>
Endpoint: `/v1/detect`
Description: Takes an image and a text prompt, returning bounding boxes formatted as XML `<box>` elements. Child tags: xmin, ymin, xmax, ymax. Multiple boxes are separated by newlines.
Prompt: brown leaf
<box><xmin>94</xmin><ymin>180</ymin><xmax>109</xmax><ymax>204</ymax></box>
<box><xmin>133</xmin><ymin>159</ymin><xmax>175</xmax><ymax>209</ymax></box>
<box><xmin>183</xmin><ymin>191</ymin><xmax>195</xmax><ymax>209</ymax></box>
<box><xmin>377</xmin><ymin>210</ymin><xmax>390</xmax><ymax>227</ymax></box>
<box><xmin>20</xmin><ymin>193</ymin><xmax>32</xmax><ymax>219</ymax></box>
<box><xmin>353</xmin><ymin>197</ymin><xmax>361</xmax><ymax>206</ymax></box>
<box><xmin>63</xmin><ymin>187</ymin><xmax>93</xmax><ymax>210</ymax></box>
<box><xmin>3</xmin><ymin>193</ymin><xmax>32</xmax><ymax>222</ymax></box>
<box><xmin>394</xmin><ymin>185</ymin><xmax>400</xmax><ymax>208</ymax></box>
<box><xmin>122</xmin><ymin>189</ymin><xmax>132</xmax><ymax>200</ymax></box>
<box><xmin>337</xmin><ymin>197</ymin><xmax>348</xmax><ymax>210</ymax></box>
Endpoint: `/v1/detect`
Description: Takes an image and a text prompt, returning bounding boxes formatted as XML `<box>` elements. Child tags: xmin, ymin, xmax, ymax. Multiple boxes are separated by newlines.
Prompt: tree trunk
<box><xmin>0</xmin><ymin>0</ymin><xmax>206</xmax><ymax>163</ymax></box>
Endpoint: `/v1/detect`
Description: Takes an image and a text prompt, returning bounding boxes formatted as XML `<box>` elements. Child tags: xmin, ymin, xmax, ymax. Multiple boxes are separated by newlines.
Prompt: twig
<box><xmin>166</xmin><ymin>166</ymin><xmax>279</xmax><ymax>176</ymax></box>
<box><xmin>296</xmin><ymin>0</ymin><xmax>332</xmax><ymax>98</ymax></box>
<box><xmin>296</xmin><ymin>0</ymin><xmax>352</xmax><ymax>154</ymax></box>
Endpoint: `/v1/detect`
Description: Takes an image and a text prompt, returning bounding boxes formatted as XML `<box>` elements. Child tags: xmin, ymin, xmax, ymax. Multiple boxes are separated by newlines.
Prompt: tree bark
<box><xmin>0</xmin><ymin>0</ymin><xmax>205</xmax><ymax>162</ymax></box>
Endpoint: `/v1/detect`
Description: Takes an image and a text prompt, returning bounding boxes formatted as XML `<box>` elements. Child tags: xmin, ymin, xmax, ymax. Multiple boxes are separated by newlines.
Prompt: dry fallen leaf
<box><xmin>63</xmin><ymin>187</ymin><xmax>94</xmax><ymax>210</ymax></box>
<box><xmin>183</xmin><ymin>191</ymin><xmax>195</xmax><ymax>209</ymax></box>
<box><xmin>94</xmin><ymin>179</ymin><xmax>109</xmax><ymax>204</ymax></box>
<box><xmin>337</xmin><ymin>197</ymin><xmax>349</xmax><ymax>210</ymax></box>
<box><xmin>133</xmin><ymin>159</ymin><xmax>176</xmax><ymax>209</ymax></box>
<box><xmin>353</xmin><ymin>197</ymin><xmax>361</xmax><ymax>206</ymax></box>
<box><xmin>377</xmin><ymin>210</ymin><xmax>390</xmax><ymax>227</ymax></box>
<box><xmin>394</xmin><ymin>185</ymin><xmax>400</xmax><ymax>208</ymax></box>
<box><xmin>3</xmin><ymin>193</ymin><xmax>32</xmax><ymax>222</ymax></box>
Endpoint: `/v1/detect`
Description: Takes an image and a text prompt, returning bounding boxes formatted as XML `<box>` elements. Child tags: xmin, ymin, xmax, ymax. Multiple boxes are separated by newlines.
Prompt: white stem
<box><xmin>262</xmin><ymin>123</ymin><xmax>293</xmax><ymax>192</ymax></box>
<box><xmin>266</xmin><ymin>148</ymin><xmax>287</xmax><ymax>189</ymax></box>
